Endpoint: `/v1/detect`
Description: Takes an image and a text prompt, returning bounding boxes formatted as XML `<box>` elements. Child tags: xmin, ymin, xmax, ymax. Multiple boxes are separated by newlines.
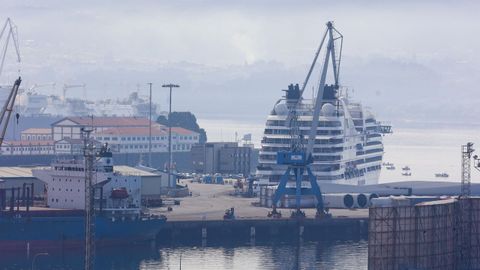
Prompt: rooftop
<box><xmin>94</xmin><ymin>126</ymin><xmax>198</xmax><ymax>136</ymax></box>
<box><xmin>53</xmin><ymin>116</ymin><xmax>153</xmax><ymax>127</ymax></box>
<box><xmin>0</xmin><ymin>166</ymin><xmax>45</xmax><ymax>178</ymax></box>
<box><xmin>114</xmin><ymin>165</ymin><xmax>159</xmax><ymax>176</ymax></box>
<box><xmin>21</xmin><ymin>128</ymin><xmax>51</xmax><ymax>134</ymax></box>
<box><xmin>0</xmin><ymin>165</ymin><xmax>159</xmax><ymax>179</ymax></box>
<box><xmin>2</xmin><ymin>140</ymin><xmax>54</xmax><ymax>146</ymax></box>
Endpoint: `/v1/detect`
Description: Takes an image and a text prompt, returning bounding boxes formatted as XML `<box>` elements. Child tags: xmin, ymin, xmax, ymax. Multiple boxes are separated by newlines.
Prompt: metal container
<box><xmin>323</xmin><ymin>193</ymin><xmax>355</xmax><ymax>209</ymax></box>
<box><xmin>357</xmin><ymin>193</ymin><xmax>369</xmax><ymax>208</ymax></box>
<box><xmin>282</xmin><ymin>194</ymin><xmax>316</xmax><ymax>208</ymax></box>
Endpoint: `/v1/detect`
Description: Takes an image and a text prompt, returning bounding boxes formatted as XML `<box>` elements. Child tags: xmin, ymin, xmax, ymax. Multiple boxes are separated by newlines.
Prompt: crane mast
<box><xmin>270</xmin><ymin>21</ymin><xmax>343</xmax><ymax>218</ymax></box>
<box><xmin>0</xmin><ymin>18</ymin><xmax>21</xmax><ymax>78</ymax></box>
<box><xmin>0</xmin><ymin>77</ymin><xmax>22</xmax><ymax>147</ymax></box>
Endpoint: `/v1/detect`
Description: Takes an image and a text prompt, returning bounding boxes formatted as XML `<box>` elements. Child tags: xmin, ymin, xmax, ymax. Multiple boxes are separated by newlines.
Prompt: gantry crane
<box><xmin>271</xmin><ymin>21</ymin><xmax>343</xmax><ymax>218</ymax></box>
<box><xmin>0</xmin><ymin>18</ymin><xmax>21</xmax><ymax>78</ymax></box>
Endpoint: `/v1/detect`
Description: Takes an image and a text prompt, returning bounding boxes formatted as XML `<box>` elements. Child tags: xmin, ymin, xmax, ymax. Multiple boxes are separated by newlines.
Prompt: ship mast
<box><xmin>83</xmin><ymin>128</ymin><xmax>95</xmax><ymax>270</ymax></box>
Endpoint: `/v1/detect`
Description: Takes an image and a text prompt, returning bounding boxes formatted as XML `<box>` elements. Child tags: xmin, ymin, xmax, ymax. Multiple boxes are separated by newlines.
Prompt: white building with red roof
<box><xmin>21</xmin><ymin>128</ymin><xmax>53</xmax><ymax>141</ymax></box>
<box><xmin>51</xmin><ymin>116</ymin><xmax>155</xmax><ymax>141</ymax></box>
<box><xmin>0</xmin><ymin>140</ymin><xmax>54</xmax><ymax>155</ymax></box>
<box><xmin>93</xmin><ymin>126</ymin><xmax>199</xmax><ymax>153</ymax></box>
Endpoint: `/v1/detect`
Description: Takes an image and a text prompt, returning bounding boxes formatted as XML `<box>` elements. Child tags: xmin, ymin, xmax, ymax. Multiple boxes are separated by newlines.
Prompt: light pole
<box><xmin>148</xmin><ymin>82</ymin><xmax>153</xmax><ymax>167</ymax></box>
<box><xmin>162</xmin><ymin>83</ymin><xmax>179</xmax><ymax>188</ymax></box>
<box><xmin>32</xmin><ymin>252</ymin><xmax>49</xmax><ymax>270</ymax></box>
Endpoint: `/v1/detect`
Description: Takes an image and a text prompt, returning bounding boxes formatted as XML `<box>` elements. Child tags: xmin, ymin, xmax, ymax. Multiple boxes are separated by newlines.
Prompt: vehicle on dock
<box><xmin>223</xmin><ymin>207</ymin><xmax>235</xmax><ymax>220</ymax></box>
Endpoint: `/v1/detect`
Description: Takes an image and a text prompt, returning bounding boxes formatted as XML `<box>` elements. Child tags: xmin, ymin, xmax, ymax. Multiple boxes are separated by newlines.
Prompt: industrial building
<box><xmin>0</xmin><ymin>165</ymin><xmax>175</xmax><ymax>204</ymax></box>
<box><xmin>191</xmin><ymin>142</ymin><xmax>259</xmax><ymax>176</ymax></box>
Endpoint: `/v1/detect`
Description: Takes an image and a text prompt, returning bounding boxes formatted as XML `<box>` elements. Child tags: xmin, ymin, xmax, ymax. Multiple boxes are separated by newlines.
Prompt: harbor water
<box><xmin>198</xmin><ymin>118</ymin><xmax>480</xmax><ymax>183</ymax></box>
<box><xmin>0</xmin><ymin>239</ymin><xmax>367</xmax><ymax>270</ymax></box>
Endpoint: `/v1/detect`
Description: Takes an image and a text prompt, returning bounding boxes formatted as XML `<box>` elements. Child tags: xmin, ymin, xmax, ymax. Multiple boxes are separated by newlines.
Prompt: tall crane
<box><xmin>0</xmin><ymin>18</ymin><xmax>21</xmax><ymax>78</ymax></box>
<box><xmin>271</xmin><ymin>21</ymin><xmax>343</xmax><ymax>218</ymax></box>
<box><xmin>26</xmin><ymin>83</ymin><xmax>56</xmax><ymax>94</ymax></box>
<box><xmin>0</xmin><ymin>77</ymin><xmax>22</xmax><ymax>147</ymax></box>
<box><xmin>62</xmin><ymin>83</ymin><xmax>86</xmax><ymax>102</ymax></box>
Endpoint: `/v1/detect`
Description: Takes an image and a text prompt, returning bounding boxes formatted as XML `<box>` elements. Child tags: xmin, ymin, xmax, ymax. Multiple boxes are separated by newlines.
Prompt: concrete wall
<box><xmin>0</xmin><ymin>152</ymin><xmax>193</xmax><ymax>172</ymax></box>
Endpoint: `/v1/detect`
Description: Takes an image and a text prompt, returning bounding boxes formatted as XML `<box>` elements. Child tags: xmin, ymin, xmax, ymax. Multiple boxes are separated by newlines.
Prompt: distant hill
<box><xmin>156</xmin><ymin>111</ymin><xmax>207</xmax><ymax>144</ymax></box>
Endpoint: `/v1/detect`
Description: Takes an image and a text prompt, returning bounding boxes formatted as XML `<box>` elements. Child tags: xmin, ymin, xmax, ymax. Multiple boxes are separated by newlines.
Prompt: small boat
<box><xmin>402</xmin><ymin>166</ymin><xmax>411</xmax><ymax>171</ymax></box>
<box><xmin>402</xmin><ymin>172</ymin><xmax>412</xmax><ymax>176</ymax></box>
<box><xmin>383</xmin><ymin>162</ymin><xmax>394</xmax><ymax>166</ymax></box>
<box><xmin>386</xmin><ymin>165</ymin><xmax>396</xmax><ymax>170</ymax></box>
<box><xmin>435</xmin><ymin>173</ymin><xmax>449</xmax><ymax>178</ymax></box>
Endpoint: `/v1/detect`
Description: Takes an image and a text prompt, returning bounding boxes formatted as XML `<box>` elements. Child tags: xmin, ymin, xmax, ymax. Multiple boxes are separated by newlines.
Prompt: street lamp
<box><xmin>32</xmin><ymin>252</ymin><xmax>49</xmax><ymax>270</ymax></box>
<box><xmin>162</xmin><ymin>83</ymin><xmax>179</xmax><ymax>188</ymax></box>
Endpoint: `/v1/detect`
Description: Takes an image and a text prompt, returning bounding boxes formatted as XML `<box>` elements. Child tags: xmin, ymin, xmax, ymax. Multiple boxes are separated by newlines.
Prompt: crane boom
<box><xmin>63</xmin><ymin>83</ymin><xmax>86</xmax><ymax>101</ymax></box>
<box><xmin>299</xmin><ymin>28</ymin><xmax>329</xmax><ymax>98</ymax></box>
<box><xmin>305</xmin><ymin>22</ymin><xmax>342</xmax><ymax>157</ymax></box>
<box><xmin>0</xmin><ymin>18</ymin><xmax>21</xmax><ymax>78</ymax></box>
<box><xmin>0</xmin><ymin>77</ymin><xmax>22</xmax><ymax>146</ymax></box>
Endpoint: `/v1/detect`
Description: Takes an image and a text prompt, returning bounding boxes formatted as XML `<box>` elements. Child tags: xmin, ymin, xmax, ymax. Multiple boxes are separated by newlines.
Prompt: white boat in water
<box><xmin>386</xmin><ymin>165</ymin><xmax>396</xmax><ymax>170</ymax></box>
<box><xmin>435</xmin><ymin>173</ymin><xmax>449</xmax><ymax>178</ymax></box>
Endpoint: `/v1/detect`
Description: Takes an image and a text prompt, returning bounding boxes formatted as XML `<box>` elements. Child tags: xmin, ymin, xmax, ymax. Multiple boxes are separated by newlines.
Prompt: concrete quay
<box><xmin>151</xmin><ymin>181</ymin><xmax>369</xmax><ymax>243</ymax></box>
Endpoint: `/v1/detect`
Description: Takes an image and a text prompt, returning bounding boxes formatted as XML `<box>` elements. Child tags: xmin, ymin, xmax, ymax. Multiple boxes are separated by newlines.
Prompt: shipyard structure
<box><xmin>369</xmin><ymin>197</ymin><xmax>480</xmax><ymax>270</ymax></box>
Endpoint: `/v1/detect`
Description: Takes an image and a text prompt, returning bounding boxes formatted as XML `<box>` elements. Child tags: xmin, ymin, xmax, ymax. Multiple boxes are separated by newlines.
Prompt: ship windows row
<box><xmin>52</xmin><ymin>178</ymin><xmax>81</xmax><ymax>183</ymax></box>
<box><xmin>262</xmin><ymin>138</ymin><xmax>344</xmax><ymax>145</ymax></box>
<box><xmin>264</xmin><ymin>129</ymin><xmax>342</xmax><ymax>136</ymax></box>
<box><xmin>51</xmin><ymin>187</ymin><xmax>81</xmax><ymax>192</ymax></box>
<box><xmin>261</xmin><ymin>146</ymin><xmax>345</xmax><ymax>153</ymax></box>
<box><xmin>356</xmin><ymin>148</ymin><xmax>384</xmax><ymax>155</ymax></box>
<box><xmin>51</xmin><ymin>198</ymin><xmax>75</xmax><ymax>203</ymax></box>
<box><xmin>266</xmin><ymin>120</ymin><xmax>341</xmax><ymax>127</ymax></box>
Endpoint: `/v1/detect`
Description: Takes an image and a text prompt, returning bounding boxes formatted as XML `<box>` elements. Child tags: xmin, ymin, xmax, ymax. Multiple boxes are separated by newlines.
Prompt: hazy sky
<box><xmin>1</xmin><ymin>0</ymin><xmax>479</xmax><ymax>126</ymax></box>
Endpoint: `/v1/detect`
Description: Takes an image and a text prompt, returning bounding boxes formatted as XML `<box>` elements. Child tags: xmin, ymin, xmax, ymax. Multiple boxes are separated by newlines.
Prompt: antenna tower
<box><xmin>461</xmin><ymin>143</ymin><xmax>474</xmax><ymax>197</ymax></box>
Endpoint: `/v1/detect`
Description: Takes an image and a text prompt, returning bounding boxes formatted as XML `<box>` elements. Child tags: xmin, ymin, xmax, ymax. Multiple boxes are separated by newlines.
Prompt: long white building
<box><xmin>93</xmin><ymin>126</ymin><xmax>199</xmax><ymax>153</ymax></box>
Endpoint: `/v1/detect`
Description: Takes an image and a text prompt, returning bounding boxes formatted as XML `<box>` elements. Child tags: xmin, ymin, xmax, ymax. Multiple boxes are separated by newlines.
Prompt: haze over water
<box><xmin>198</xmin><ymin>118</ymin><xmax>480</xmax><ymax>183</ymax></box>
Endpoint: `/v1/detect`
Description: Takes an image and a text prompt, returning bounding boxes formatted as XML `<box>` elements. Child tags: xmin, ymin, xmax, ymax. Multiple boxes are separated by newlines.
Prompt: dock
<box><xmin>151</xmin><ymin>181</ymin><xmax>369</xmax><ymax>243</ymax></box>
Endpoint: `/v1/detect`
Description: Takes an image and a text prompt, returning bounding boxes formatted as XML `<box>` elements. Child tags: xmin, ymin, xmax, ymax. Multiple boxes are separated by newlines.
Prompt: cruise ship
<box><xmin>256</xmin><ymin>84</ymin><xmax>390</xmax><ymax>186</ymax></box>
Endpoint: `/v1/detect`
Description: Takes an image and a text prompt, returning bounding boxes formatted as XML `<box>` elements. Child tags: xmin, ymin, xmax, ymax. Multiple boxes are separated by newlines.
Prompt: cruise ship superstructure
<box><xmin>257</xmin><ymin>84</ymin><xmax>387</xmax><ymax>186</ymax></box>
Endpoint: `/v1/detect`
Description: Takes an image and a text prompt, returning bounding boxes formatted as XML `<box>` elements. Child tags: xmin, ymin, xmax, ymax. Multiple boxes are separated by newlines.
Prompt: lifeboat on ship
<box><xmin>111</xmin><ymin>187</ymin><xmax>129</xmax><ymax>199</ymax></box>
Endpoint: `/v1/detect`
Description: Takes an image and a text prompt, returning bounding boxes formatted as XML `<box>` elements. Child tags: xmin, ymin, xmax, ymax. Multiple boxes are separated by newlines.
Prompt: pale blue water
<box><xmin>197</xmin><ymin>119</ymin><xmax>480</xmax><ymax>183</ymax></box>
<box><xmin>1</xmin><ymin>240</ymin><xmax>368</xmax><ymax>270</ymax></box>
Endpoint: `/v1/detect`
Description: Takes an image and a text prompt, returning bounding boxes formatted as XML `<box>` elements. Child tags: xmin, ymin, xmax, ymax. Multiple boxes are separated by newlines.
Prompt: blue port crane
<box><xmin>271</xmin><ymin>21</ymin><xmax>343</xmax><ymax>218</ymax></box>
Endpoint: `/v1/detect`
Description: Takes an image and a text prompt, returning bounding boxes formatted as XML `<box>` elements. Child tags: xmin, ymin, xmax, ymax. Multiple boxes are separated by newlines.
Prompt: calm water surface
<box><xmin>1</xmin><ymin>240</ymin><xmax>367</xmax><ymax>270</ymax></box>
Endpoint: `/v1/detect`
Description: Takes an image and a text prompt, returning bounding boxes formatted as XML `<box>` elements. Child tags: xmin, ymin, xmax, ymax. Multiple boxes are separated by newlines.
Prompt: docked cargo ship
<box><xmin>0</xmin><ymin>144</ymin><xmax>166</xmax><ymax>251</ymax></box>
<box><xmin>256</xmin><ymin>84</ymin><xmax>390</xmax><ymax>186</ymax></box>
